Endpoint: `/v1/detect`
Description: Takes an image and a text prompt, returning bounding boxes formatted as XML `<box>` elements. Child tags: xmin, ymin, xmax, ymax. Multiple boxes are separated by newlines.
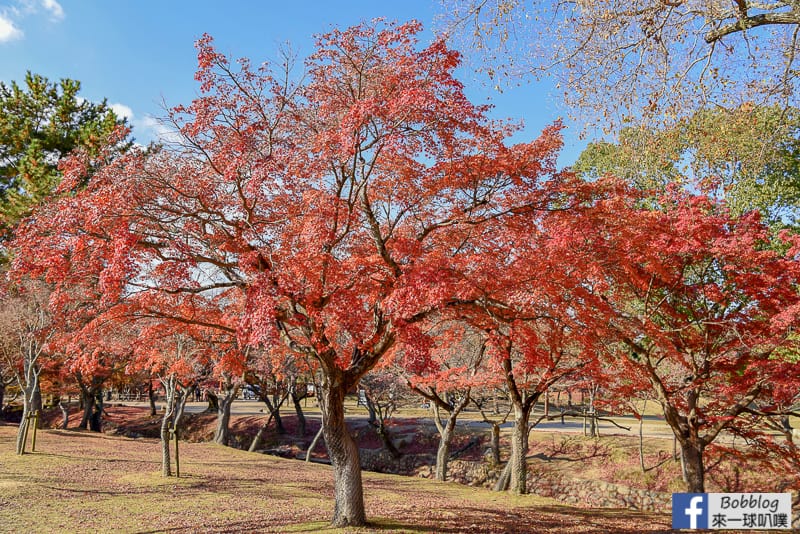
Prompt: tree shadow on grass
<box><xmin>134</xmin><ymin>518</ymin><xmax>325</xmax><ymax>534</ymax></box>
<box><xmin>366</xmin><ymin>506</ymin><xmax>672</xmax><ymax>534</ymax></box>
<box><xmin>533</xmin><ymin>505</ymin><xmax>672</xmax><ymax>533</ymax></box>
<box><xmin>34</xmin><ymin>451</ymin><xmax>159</xmax><ymax>465</ymax></box>
<box><xmin>45</xmin><ymin>429</ymin><xmax>125</xmax><ymax>439</ymax></box>
<box><xmin>361</xmin><ymin>477</ymin><xmax>671</xmax><ymax>533</ymax></box>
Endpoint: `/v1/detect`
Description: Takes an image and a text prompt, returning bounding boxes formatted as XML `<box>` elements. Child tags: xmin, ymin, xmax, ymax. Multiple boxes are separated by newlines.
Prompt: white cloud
<box><xmin>110</xmin><ymin>103</ymin><xmax>134</xmax><ymax>121</ymax></box>
<box><xmin>86</xmin><ymin>101</ymin><xmax>171</xmax><ymax>147</ymax></box>
<box><xmin>40</xmin><ymin>0</ymin><xmax>63</xmax><ymax>21</ymax></box>
<box><xmin>0</xmin><ymin>14</ymin><xmax>23</xmax><ymax>42</ymax></box>
<box><xmin>0</xmin><ymin>0</ymin><xmax>64</xmax><ymax>43</ymax></box>
<box><xmin>139</xmin><ymin>115</ymin><xmax>182</xmax><ymax>144</ymax></box>
<box><xmin>110</xmin><ymin>107</ymin><xmax>181</xmax><ymax>145</ymax></box>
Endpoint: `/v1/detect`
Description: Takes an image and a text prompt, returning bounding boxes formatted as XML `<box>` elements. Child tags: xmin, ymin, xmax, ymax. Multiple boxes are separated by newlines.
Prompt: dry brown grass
<box><xmin>0</xmin><ymin>422</ymin><xmax>674</xmax><ymax>533</ymax></box>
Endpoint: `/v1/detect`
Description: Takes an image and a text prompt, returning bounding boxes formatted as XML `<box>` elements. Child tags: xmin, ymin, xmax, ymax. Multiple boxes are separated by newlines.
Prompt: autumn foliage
<box><xmin>6</xmin><ymin>19</ymin><xmax>800</xmax><ymax>528</ymax></box>
<box><xmin>578</xmin><ymin>187</ymin><xmax>800</xmax><ymax>492</ymax></box>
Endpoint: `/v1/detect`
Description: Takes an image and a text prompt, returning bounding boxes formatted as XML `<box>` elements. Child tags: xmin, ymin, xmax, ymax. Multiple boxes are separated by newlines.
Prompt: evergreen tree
<box><xmin>0</xmin><ymin>72</ymin><xmax>132</xmax><ymax>239</ymax></box>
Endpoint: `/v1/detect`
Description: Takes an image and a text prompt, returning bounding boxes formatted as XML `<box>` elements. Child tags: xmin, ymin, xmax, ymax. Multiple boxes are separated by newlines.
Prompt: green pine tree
<box><xmin>0</xmin><ymin>72</ymin><xmax>132</xmax><ymax>240</ymax></box>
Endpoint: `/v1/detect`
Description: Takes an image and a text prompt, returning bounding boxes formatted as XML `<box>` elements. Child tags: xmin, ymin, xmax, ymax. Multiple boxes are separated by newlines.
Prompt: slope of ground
<box><xmin>0</xmin><ymin>423</ymin><xmax>672</xmax><ymax>533</ymax></box>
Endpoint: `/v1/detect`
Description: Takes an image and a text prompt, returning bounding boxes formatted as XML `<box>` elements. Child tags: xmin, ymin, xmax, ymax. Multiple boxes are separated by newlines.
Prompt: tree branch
<box><xmin>705</xmin><ymin>12</ymin><xmax>800</xmax><ymax>43</ymax></box>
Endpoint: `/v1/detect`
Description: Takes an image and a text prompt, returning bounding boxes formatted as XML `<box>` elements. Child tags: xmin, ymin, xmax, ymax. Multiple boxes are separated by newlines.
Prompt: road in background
<box><xmin>118</xmin><ymin>398</ymin><xmax>678</xmax><ymax>440</ymax></box>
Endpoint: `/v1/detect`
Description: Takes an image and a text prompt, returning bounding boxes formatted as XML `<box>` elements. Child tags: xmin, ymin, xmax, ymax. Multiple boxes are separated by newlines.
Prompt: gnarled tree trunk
<box><xmin>258</xmin><ymin>389</ymin><xmax>287</xmax><ymax>435</ymax></box>
<box><xmin>509</xmin><ymin>405</ymin><xmax>532</xmax><ymax>494</ymax></box>
<box><xmin>318</xmin><ymin>375</ymin><xmax>365</xmax><ymax>527</ymax></box>
<box><xmin>271</xmin><ymin>399</ymin><xmax>285</xmax><ymax>434</ymax></box>
<box><xmin>680</xmin><ymin>440</ymin><xmax>705</xmax><ymax>493</ymax></box>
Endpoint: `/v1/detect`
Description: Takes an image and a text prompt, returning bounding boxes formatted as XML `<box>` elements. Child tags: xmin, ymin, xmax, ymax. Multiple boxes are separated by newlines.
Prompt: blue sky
<box><xmin>0</xmin><ymin>0</ymin><xmax>584</xmax><ymax>163</ymax></box>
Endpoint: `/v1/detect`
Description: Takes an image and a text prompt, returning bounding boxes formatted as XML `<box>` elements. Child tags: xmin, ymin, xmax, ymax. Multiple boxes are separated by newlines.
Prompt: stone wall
<box><xmin>372</xmin><ymin>450</ymin><xmax>798</xmax><ymax>526</ymax></box>
<box><xmin>415</xmin><ymin>459</ymin><xmax>500</xmax><ymax>487</ymax></box>
<box><xmin>415</xmin><ymin>458</ymin><xmax>671</xmax><ymax>513</ymax></box>
<box><xmin>527</xmin><ymin>472</ymin><xmax>671</xmax><ymax>512</ymax></box>
<box><xmin>359</xmin><ymin>448</ymin><xmax>434</xmax><ymax>474</ymax></box>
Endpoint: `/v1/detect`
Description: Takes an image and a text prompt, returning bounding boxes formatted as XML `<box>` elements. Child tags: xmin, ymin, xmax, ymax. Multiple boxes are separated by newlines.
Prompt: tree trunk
<box><xmin>148</xmin><ymin>380</ymin><xmax>158</xmax><ymax>416</ymax></box>
<box><xmin>158</xmin><ymin>378</ymin><xmax>194</xmax><ymax>476</ymax></box>
<box><xmin>272</xmin><ymin>404</ymin><xmax>285</xmax><ymax>434</ymax></box>
<box><xmin>509</xmin><ymin>405</ymin><xmax>531</xmax><ymax>494</ymax></box>
<box><xmin>213</xmin><ymin>381</ymin><xmax>237</xmax><ymax>446</ymax></box>
<box><xmin>78</xmin><ymin>388</ymin><xmax>95</xmax><ymax>430</ymax></box>
<box><xmin>430</xmin><ymin>393</ymin><xmax>470</xmax><ymax>481</ymax></box>
<box><xmin>248</xmin><ymin>413</ymin><xmax>274</xmax><ymax>453</ymax></box>
<box><xmin>161</xmin><ymin>377</ymin><xmax>176</xmax><ymax>477</ymax></box>
<box><xmin>639</xmin><ymin>400</ymin><xmax>646</xmax><ymax>472</ymax></box>
<box><xmin>376</xmin><ymin>422</ymin><xmax>402</xmax><ymax>460</ymax></box>
<box><xmin>588</xmin><ymin>414</ymin><xmax>598</xmax><ymax>437</ymax></box>
<box><xmin>15</xmin><ymin>357</ymin><xmax>41</xmax><ymax>453</ymax></box>
<box><xmin>366</xmin><ymin>400</ymin><xmax>377</xmax><ymax>424</ymax></box>
<box><xmin>586</xmin><ymin>387</ymin><xmax>598</xmax><ymax>438</ymax></box>
<box><xmin>89</xmin><ymin>390</ymin><xmax>103</xmax><ymax>432</ymax></box>
<box><xmin>306</xmin><ymin>424</ymin><xmax>324</xmax><ymax>462</ymax></box>
<box><xmin>15</xmin><ymin>406</ymin><xmax>29</xmax><ymax>454</ymax></box>
<box><xmin>543</xmin><ymin>390</ymin><xmax>549</xmax><ymax>417</ymax></box>
<box><xmin>291</xmin><ymin>390</ymin><xmax>307</xmax><ymax>436</ymax></box>
<box><xmin>205</xmin><ymin>390</ymin><xmax>219</xmax><ymax>413</ymax></box>
<box><xmin>493</xmin><ymin>460</ymin><xmax>512</xmax><ymax>492</ymax></box>
<box><xmin>319</xmin><ymin>377</ymin><xmax>366</xmax><ymax>527</ymax></box>
<box><xmin>173</xmin><ymin>385</ymin><xmax>192</xmax><ymax>430</ymax></box>
<box><xmin>489</xmin><ymin>422</ymin><xmax>501</xmax><ymax>466</ymax></box>
<box><xmin>31</xmin><ymin>383</ymin><xmax>42</xmax><ymax>427</ymax></box>
<box><xmin>260</xmin><ymin>394</ymin><xmax>285</xmax><ymax>434</ymax></box>
<box><xmin>435</xmin><ymin>424</ymin><xmax>453</xmax><ymax>481</ymax></box>
<box><xmin>15</xmin><ymin>386</ymin><xmax>33</xmax><ymax>455</ymax></box>
<box><xmin>680</xmin><ymin>440</ymin><xmax>705</xmax><ymax>493</ymax></box>
<box><xmin>55</xmin><ymin>398</ymin><xmax>67</xmax><ymax>429</ymax></box>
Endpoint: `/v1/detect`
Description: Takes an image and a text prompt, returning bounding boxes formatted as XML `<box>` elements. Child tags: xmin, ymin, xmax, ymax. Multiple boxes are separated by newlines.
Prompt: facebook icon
<box><xmin>673</xmin><ymin>493</ymin><xmax>708</xmax><ymax>529</ymax></box>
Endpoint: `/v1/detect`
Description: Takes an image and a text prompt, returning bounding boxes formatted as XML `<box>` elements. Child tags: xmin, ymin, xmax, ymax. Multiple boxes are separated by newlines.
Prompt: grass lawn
<box><xmin>0</xmin><ymin>423</ymin><xmax>673</xmax><ymax>533</ymax></box>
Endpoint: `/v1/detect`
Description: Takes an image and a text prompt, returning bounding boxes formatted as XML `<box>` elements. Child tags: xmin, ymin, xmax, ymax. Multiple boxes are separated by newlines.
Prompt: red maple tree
<box><xmin>577</xmin><ymin>186</ymin><xmax>800</xmax><ymax>492</ymax></box>
<box><xmin>12</xmin><ymin>20</ymin><xmax>576</xmax><ymax>525</ymax></box>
